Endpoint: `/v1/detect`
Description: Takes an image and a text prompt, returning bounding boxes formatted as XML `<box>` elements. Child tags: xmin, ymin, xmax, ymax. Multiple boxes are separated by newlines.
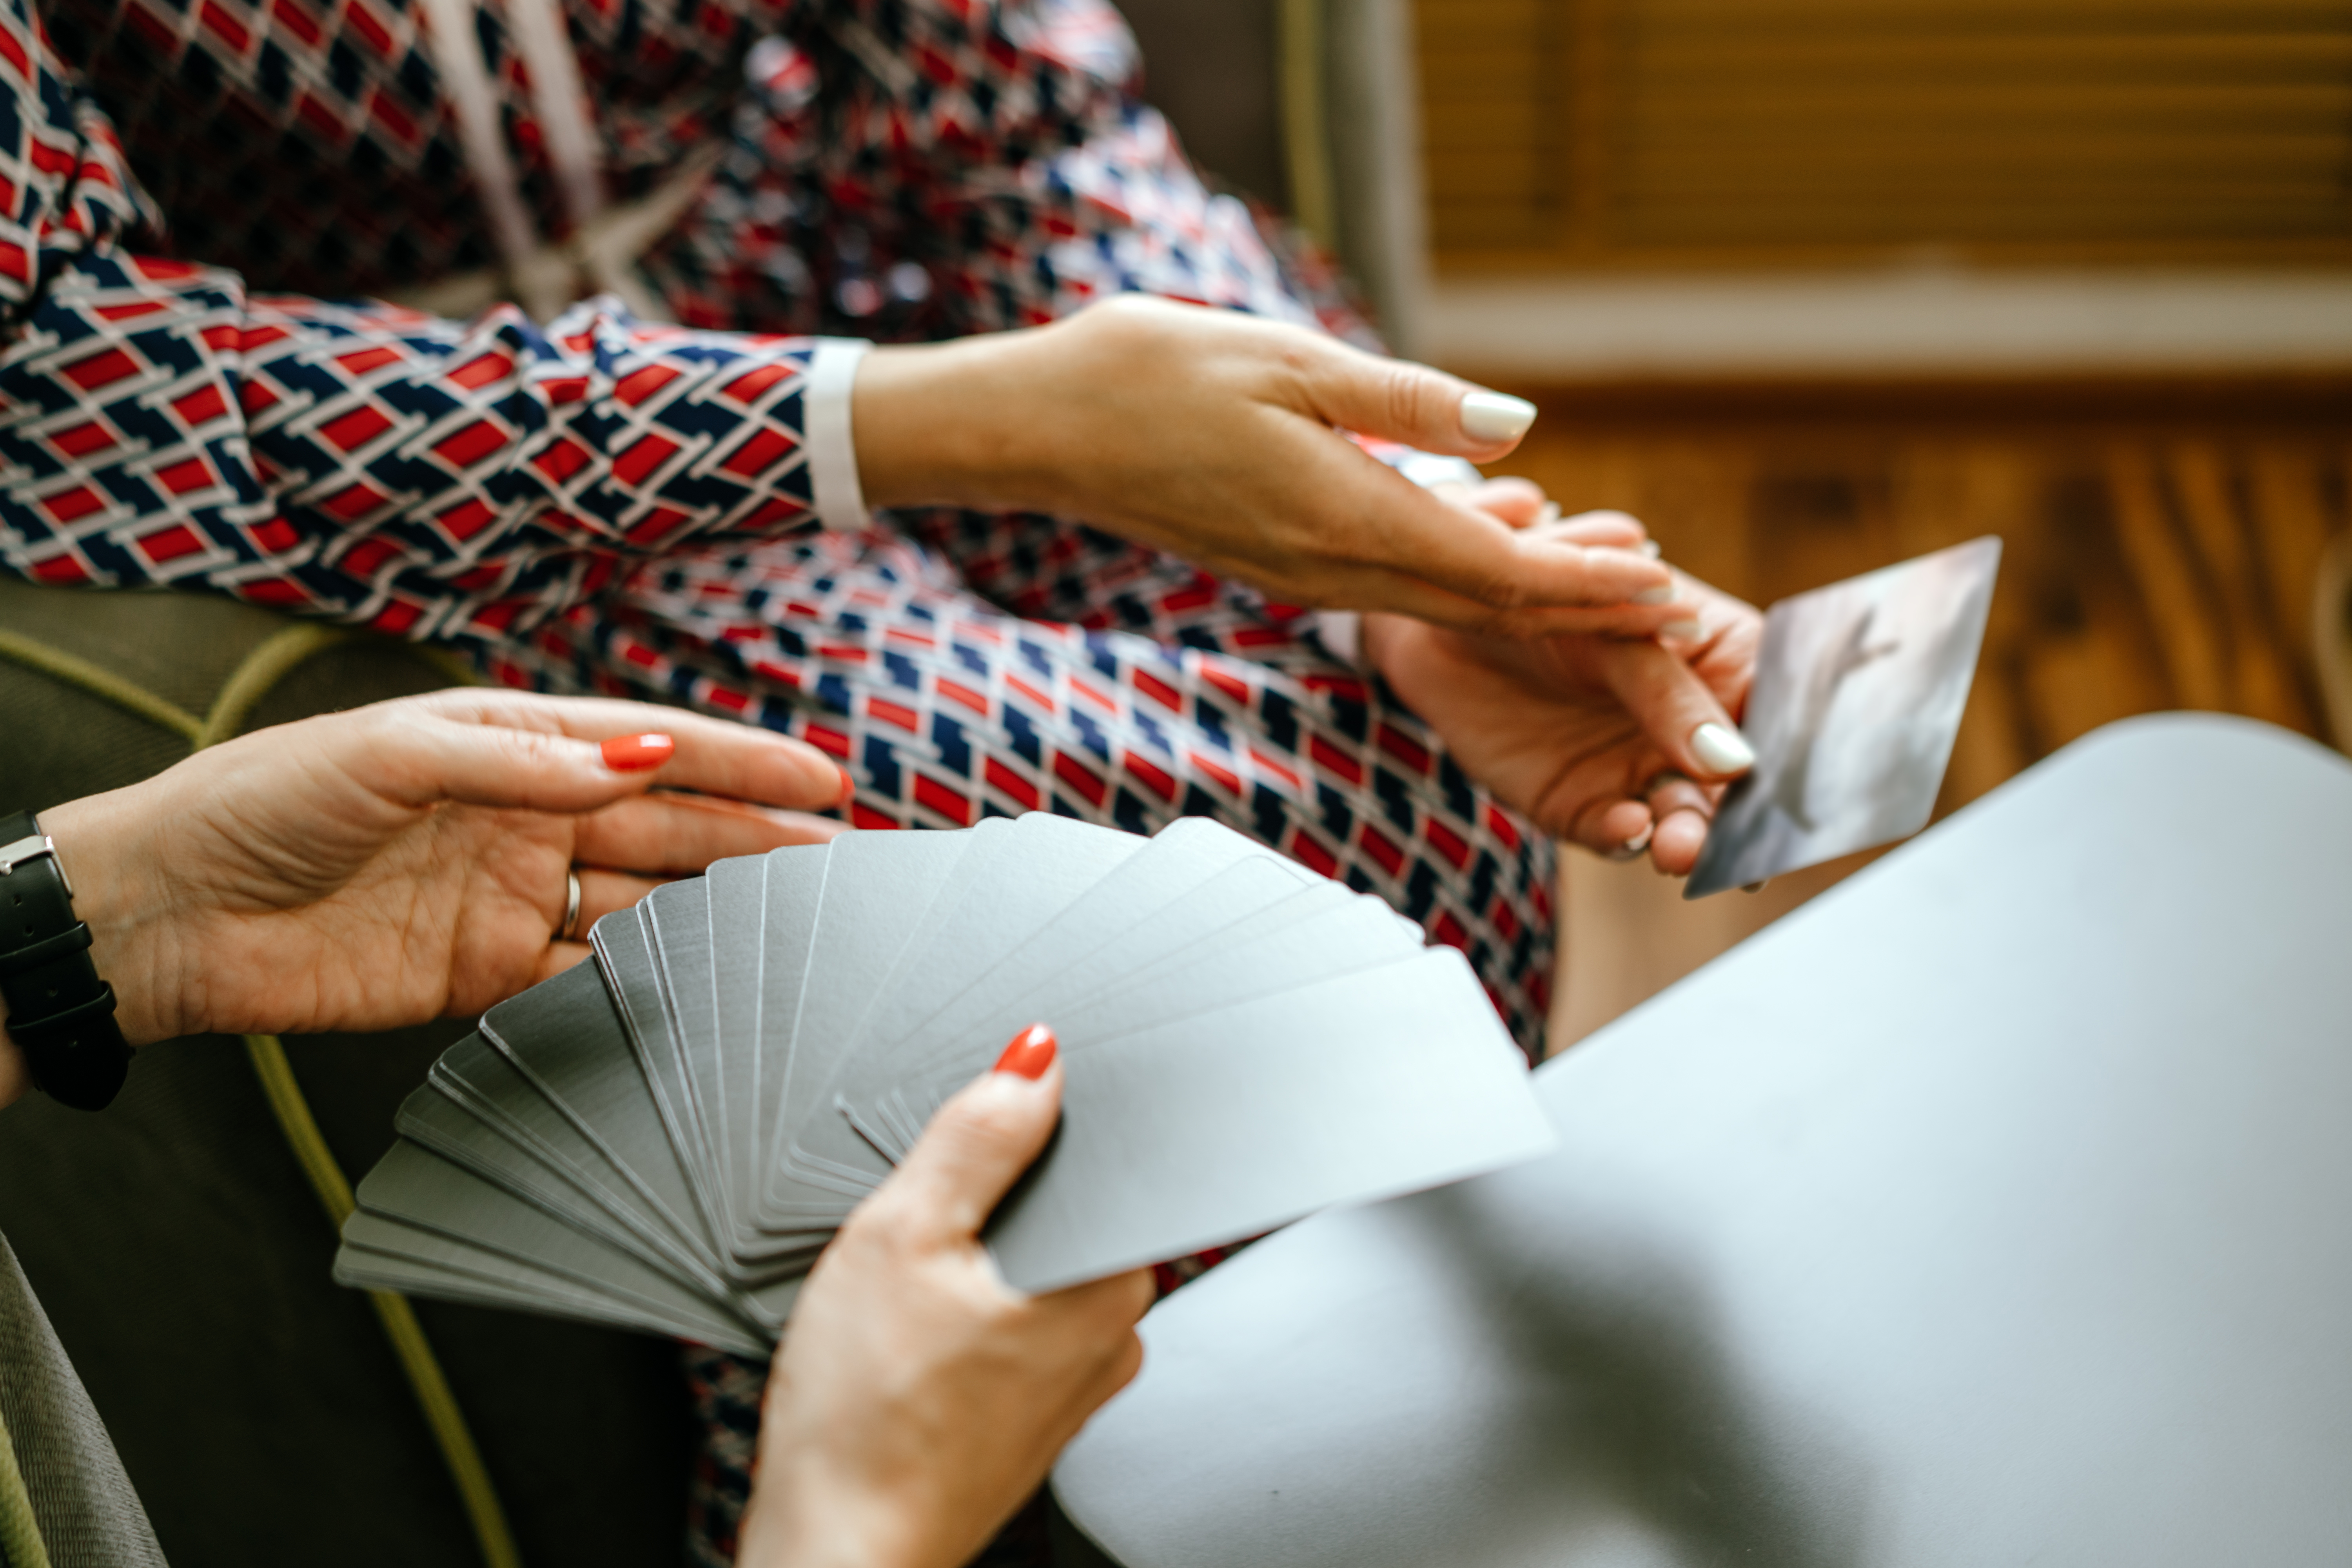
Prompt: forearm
<box><xmin>3</xmin><ymin>259</ymin><xmax>842</xmax><ymax>636</ymax></box>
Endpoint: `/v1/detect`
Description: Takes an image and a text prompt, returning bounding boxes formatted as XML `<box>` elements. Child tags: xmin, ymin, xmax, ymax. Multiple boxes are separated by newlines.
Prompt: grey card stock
<box><xmin>986</xmin><ymin>949</ymin><xmax>1557</xmax><ymax>1293</ymax></box>
<box><xmin>334</xmin><ymin>815</ymin><xmax>1553</xmax><ymax>1348</ymax></box>
<box><xmin>1053</xmin><ymin>716</ymin><xmax>2352</xmax><ymax>1568</ymax></box>
<box><xmin>1687</xmin><ymin>536</ymin><xmax>2001</xmax><ymax>897</ymax></box>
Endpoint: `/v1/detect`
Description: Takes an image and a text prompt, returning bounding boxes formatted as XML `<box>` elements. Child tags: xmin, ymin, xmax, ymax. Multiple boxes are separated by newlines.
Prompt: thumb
<box><xmin>880</xmin><ymin>1025</ymin><xmax>1064</xmax><ymax>1244</ymax></box>
<box><xmin>1294</xmin><ymin>339</ymin><xmax>1537</xmax><ymax>463</ymax></box>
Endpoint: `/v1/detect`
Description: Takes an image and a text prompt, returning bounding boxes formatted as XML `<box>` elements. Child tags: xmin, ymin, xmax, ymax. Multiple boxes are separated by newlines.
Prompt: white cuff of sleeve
<box><xmin>806</xmin><ymin>337</ymin><xmax>873</xmax><ymax>532</ymax></box>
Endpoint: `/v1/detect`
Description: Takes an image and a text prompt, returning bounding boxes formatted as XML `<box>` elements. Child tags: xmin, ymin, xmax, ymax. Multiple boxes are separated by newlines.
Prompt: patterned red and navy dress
<box><xmin>0</xmin><ymin>0</ymin><xmax>1558</xmax><ymax>1557</ymax></box>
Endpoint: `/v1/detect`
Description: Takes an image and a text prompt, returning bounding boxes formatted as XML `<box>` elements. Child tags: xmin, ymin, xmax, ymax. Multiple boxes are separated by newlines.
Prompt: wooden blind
<box><xmin>1418</xmin><ymin>0</ymin><xmax>2352</xmax><ymax>269</ymax></box>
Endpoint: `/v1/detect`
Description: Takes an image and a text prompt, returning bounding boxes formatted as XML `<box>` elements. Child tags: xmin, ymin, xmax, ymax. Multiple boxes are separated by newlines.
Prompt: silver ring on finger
<box><xmin>560</xmin><ymin>869</ymin><xmax>584</xmax><ymax>943</ymax></box>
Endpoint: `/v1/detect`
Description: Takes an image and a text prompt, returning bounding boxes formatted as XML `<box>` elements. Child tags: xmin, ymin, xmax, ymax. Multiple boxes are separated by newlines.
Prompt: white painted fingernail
<box><xmin>1633</xmin><ymin>585</ymin><xmax>1674</xmax><ymax>605</ymax></box>
<box><xmin>1606</xmin><ymin>823</ymin><xmax>1652</xmax><ymax>862</ymax></box>
<box><xmin>1691</xmin><ymin>721</ymin><xmax>1756</xmax><ymax>775</ymax></box>
<box><xmin>1459</xmin><ymin>391</ymin><xmax>1537</xmax><ymax>443</ymax></box>
<box><xmin>1641</xmin><ymin>539</ymin><xmax>1662</xmax><ymax>559</ymax></box>
<box><xmin>1660</xmin><ymin>618</ymin><xmax>1703</xmax><ymax>639</ymax></box>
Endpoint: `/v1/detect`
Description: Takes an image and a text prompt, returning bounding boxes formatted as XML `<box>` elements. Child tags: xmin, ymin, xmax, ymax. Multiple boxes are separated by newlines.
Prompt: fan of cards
<box><xmin>334</xmin><ymin>813</ymin><xmax>1559</xmax><ymax>1354</ymax></box>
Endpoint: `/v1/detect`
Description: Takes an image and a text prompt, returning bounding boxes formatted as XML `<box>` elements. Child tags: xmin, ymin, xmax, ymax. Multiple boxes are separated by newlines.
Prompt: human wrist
<box><xmin>852</xmin><ymin>325</ymin><xmax>1072</xmax><ymax>516</ymax></box>
<box><xmin>738</xmin><ymin>1463</ymin><xmax>932</xmax><ymax>1568</ymax></box>
<box><xmin>851</xmin><ymin>334</ymin><xmax>1013</xmax><ymax>512</ymax></box>
<box><xmin>33</xmin><ymin>789</ymin><xmax>178</xmax><ymax>1048</ymax></box>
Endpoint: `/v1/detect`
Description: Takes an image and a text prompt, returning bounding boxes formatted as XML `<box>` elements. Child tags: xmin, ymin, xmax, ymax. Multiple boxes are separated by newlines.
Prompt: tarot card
<box><xmin>593</xmin><ymin>904</ymin><xmax>724</xmax><ymax>1238</ymax></box>
<box><xmin>983</xmin><ymin>947</ymin><xmax>1557</xmax><ymax>1293</ymax></box>
<box><xmin>472</xmin><ymin>964</ymin><xmax>731</xmax><ymax>1278</ymax></box>
<box><xmin>756</xmin><ymin>826</ymin><xmax>999</xmax><ymax>1223</ymax></box>
<box><xmin>863</xmin><ymin>875</ymin><xmax>1416</xmax><ymax>1160</ymax></box>
<box><xmin>352</xmin><ymin>1140</ymin><xmax>769</xmax><ymax>1347</ymax></box>
<box><xmin>398</xmin><ymin>1077</ymin><xmax>725</xmax><ymax>1296</ymax></box>
<box><xmin>1686</xmin><ymin>537</ymin><xmax>2002</xmax><ymax>898</ymax></box>
<box><xmin>837</xmin><ymin>821</ymin><xmax>1314</xmax><ymax>1156</ymax></box>
<box><xmin>336</xmin><ymin>1211</ymin><xmax>758</xmax><ymax>1349</ymax></box>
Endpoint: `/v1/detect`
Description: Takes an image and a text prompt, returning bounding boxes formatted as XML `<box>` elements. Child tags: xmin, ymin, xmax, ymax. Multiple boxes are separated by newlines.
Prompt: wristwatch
<box><xmin>0</xmin><ymin>811</ymin><xmax>132</xmax><ymax>1110</ymax></box>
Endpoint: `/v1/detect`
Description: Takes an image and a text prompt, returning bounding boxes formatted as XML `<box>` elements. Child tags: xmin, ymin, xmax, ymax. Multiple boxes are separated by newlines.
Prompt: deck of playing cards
<box><xmin>332</xmin><ymin>814</ymin><xmax>1559</xmax><ymax>1353</ymax></box>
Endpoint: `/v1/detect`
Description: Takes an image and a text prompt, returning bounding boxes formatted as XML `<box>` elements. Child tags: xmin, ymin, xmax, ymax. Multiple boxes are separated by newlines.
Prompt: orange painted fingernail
<box><xmin>993</xmin><ymin>1023</ymin><xmax>1057</xmax><ymax>1080</ymax></box>
<box><xmin>835</xmin><ymin>766</ymin><xmax>856</xmax><ymax>806</ymax></box>
<box><xmin>601</xmin><ymin>733</ymin><xmax>674</xmax><ymax>771</ymax></box>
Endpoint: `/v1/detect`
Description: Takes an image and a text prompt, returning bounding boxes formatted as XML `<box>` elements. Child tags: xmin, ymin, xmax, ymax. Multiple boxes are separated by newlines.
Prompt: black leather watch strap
<box><xmin>0</xmin><ymin>809</ymin><xmax>132</xmax><ymax>1110</ymax></box>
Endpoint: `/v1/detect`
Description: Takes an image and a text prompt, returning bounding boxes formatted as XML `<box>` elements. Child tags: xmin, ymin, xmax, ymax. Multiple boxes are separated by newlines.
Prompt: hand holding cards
<box><xmin>334</xmin><ymin>815</ymin><xmax>1558</xmax><ymax>1348</ymax></box>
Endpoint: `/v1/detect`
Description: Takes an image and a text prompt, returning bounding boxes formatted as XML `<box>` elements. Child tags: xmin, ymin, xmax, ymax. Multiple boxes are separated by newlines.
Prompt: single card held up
<box><xmin>1686</xmin><ymin>536</ymin><xmax>2000</xmax><ymax>898</ymax></box>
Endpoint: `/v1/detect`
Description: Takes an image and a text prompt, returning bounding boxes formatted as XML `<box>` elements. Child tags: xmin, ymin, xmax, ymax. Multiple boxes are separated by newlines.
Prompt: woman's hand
<box><xmin>12</xmin><ymin>690</ymin><xmax>848</xmax><ymax>1094</ymax></box>
<box><xmin>854</xmin><ymin>296</ymin><xmax>1690</xmax><ymax>638</ymax></box>
<box><xmin>741</xmin><ymin>1027</ymin><xmax>1152</xmax><ymax>1568</ymax></box>
<box><xmin>1366</xmin><ymin>510</ymin><xmax>1766</xmax><ymax>876</ymax></box>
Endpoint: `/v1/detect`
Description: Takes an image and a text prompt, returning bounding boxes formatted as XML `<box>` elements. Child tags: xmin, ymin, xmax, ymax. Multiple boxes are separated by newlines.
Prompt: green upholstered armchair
<box><xmin>0</xmin><ymin>578</ymin><xmax>691</xmax><ymax>1568</ymax></box>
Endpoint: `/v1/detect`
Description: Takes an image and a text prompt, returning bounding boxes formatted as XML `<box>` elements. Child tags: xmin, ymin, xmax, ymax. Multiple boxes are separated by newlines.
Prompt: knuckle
<box><xmin>1276</xmin><ymin>331</ymin><xmax>1320</xmax><ymax>375</ymax></box>
<box><xmin>1476</xmin><ymin>557</ymin><xmax>1534</xmax><ymax>611</ymax></box>
<box><xmin>1380</xmin><ymin>365</ymin><xmax>1445</xmax><ymax>436</ymax></box>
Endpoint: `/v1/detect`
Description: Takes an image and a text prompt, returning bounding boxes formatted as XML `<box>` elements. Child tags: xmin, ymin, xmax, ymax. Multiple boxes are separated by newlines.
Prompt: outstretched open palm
<box><xmin>46</xmin><ymin>691</ymin><xmax>849</xmax><ymax>1045</ymax></box>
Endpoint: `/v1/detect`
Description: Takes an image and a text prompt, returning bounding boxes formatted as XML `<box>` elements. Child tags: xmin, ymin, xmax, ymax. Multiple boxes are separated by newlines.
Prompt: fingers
<box><xmin>1045</xmin><ymin>1270</ymin><xmax>1154</xmax><ymax>1405</ymax></box>
<box><xmin>1545</xmin><ymin>510</ymin><xmax>1651</xmax><ymax>551</ymax></box>
<box><xmin>357</xmin><ymin>713</ymin><xmax>665</xmax><ymax>816</ymax></box>
<box><xmin>1559</xmin><ymin>765</ymin><xmax>1720</xmax><ymax>875</ymax></box>
<box><xmin>877</xmin><ymin>1027</ymin><xmax>1065</xmax><ymax>1246</ymax></box>
<box><xmin>530</xmin><ymin>940</ymin><xmax>593</xmax><ymax>986</ymax></box>
<box><xmin>1281</xmin><ymin>472</ymin><xmax>1673</xmax><ymax>623</ymax></box>
<box><xmin>1437</xmin><ymin>477</ymin><xmax>1549</xmax><ymax>528</ymax></box>
<box><xmin>1569</xmin><ymin>797</ymin><xmax>1655</xmax><ymax>861</ymax></box>
<box><xmin>1597</xmin><ymin>639</ymin><xmax>1757</xmax><ymax>788</ymax></box>
<box><xmin>406</xmin><ymin>691</ymin><xmax>851</xmax><ymax>812</ymax></box>
<box><xmin>572</xmin><ymin>794</ymin><xmax>847</xmax><ymax>874</ymax></box>
<box><xmin>1294</xmin><ymin>338</ymin><xmax>1537</xmax><ymax>463</ymax></box>
<box><xmin>1040</xmin><ymin>1267</ymin><xmax>1156</xmax><ymax>1340</ymax></box>
<box><xmin>1644</xmin><ymin>773</ymin><xmax>1718</xmax><ymax>877</ymax></box>
<box><xmin>1543</xmin><ymin>639</ymin><xmax>1753</xmax><ymax>875</ymax></box>
<box><xmin>1448</xmin><ymin>486</ymin><xmax>1654</xmax><ymax>556</ymax></box>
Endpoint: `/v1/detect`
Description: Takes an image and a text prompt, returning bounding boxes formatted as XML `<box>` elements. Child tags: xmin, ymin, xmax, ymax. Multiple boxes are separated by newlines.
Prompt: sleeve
<box><xmin>0</xmin><ymin>0</ymin><xmax>859</xmax><ymax>646</ymax></box>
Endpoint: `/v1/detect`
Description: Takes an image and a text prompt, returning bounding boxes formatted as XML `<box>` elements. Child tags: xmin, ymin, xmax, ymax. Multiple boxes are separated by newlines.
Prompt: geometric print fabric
<box><xmin>1</xmin><ymin>5</ymin><xmax>1563</xmax><ymax>1559</ymax></box>
<box><xmin>0</xmin><ymin>0</ymin><xmax>1557</xmax><ymax>1051</ymax></box>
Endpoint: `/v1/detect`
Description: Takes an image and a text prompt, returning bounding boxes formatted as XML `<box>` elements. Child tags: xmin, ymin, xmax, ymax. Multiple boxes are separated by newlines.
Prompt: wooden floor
<box><xmin>1493</xmin><ymin>379</ymin><xmax>2352</xmax><ymax>1051</ymax></box>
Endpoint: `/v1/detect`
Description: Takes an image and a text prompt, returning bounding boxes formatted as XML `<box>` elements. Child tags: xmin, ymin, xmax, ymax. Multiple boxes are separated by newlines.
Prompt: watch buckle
<box><xmin>0</xmin><ymin>833</ymin><xmax>56</xmax><ymax>878</ymax></box>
